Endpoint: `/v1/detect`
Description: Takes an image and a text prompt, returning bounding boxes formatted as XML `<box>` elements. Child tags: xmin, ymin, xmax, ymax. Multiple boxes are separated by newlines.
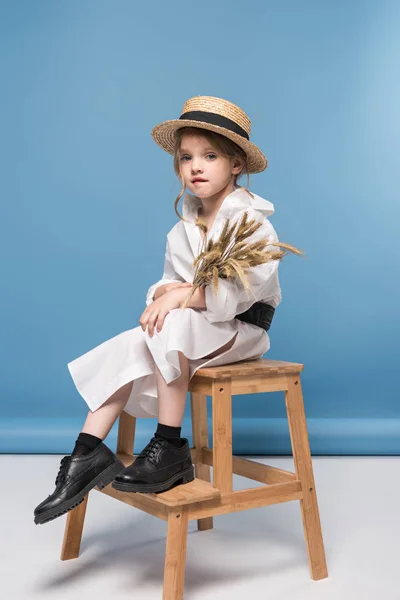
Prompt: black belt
<box><xmin>235</xmin><ymin>301</ymin><xmax>275</xmax><ymax>331</ymax></box>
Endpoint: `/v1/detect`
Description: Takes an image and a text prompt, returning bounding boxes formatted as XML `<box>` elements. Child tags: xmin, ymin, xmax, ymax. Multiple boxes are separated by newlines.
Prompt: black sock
<box><xmin>154</xmin><ymin>423</ymin><xmax>184</xmax><ymax>448</ymax></box>
<box><xmin>72</xmin><ymin>432</ymin><xmax>103</xmax><ymax>457</ymax></box>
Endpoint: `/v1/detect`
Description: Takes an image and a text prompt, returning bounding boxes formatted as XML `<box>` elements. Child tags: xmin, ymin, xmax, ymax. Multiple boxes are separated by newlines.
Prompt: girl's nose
<box><xmin>191</xmin><ymin>159</ymin><xmax>203</xmax><ymax>173</ymax></box>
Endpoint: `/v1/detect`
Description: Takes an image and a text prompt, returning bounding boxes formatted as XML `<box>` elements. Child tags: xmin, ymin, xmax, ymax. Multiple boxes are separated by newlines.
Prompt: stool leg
<box><xmin>60</xmin><ymin>494</ymin><xmax>89</xmax><ymax>560</ymax></box>
<box><xmin>190</xmin><ymin>392</ymin><xmax>213</xmax><ymax>531</ymax></box>
<box><xmin>117</xmin><ymin>410</ymin><xmax>136</xmax><ymax>456</ymax></box>
<box><xmin>163</xmin><ymin>508</ymin><xmax>189</xmax><ymax>600</ymax></box>
<box><xmin>212</xmin><ymin>378</ymin><xmax>233</xmax><ymax>494</ymax></box>
<box><xmin>285</xmin><ymin>374</ymin><xmax>328</xmax><ymax>580</ymax></box>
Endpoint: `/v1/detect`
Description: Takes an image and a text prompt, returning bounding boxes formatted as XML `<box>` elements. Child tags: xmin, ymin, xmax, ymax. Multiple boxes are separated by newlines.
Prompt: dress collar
<box><xmin>181</xmin><ymin>187</ymin><xmax>274</xmax><ymax>224</ymax></box>
<box><xmin>181</xmin><ymin>187</ymin><xmax>275</xmax><ymax>259</ymax></box>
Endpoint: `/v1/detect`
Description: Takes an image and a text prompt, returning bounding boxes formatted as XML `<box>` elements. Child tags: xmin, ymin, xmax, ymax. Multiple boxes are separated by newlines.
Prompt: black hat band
<box><xmin>179</xmin><ymin>110</ymin><xmax>250</xmax><ymax>141</ymax></box>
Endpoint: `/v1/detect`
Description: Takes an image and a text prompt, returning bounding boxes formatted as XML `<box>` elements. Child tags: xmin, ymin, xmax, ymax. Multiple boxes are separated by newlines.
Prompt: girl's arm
<box><xmin>146</xmin><ymin>238</ymin><xmax>186</xmax><ymax>306</ymax></box>
<box><xmin>154</xmin><ymin>281</ymin><xmax>192</xmax><ymax>301</ymax></box>
<box><xmin>202</xmin><ymin>211</ymin><xmax>282</xmax><ymax>322</ymax></box>
<box><xmin>153</xmin><ymin>285</ymin><xmax>167</xmax><ymax>301</ymax></box>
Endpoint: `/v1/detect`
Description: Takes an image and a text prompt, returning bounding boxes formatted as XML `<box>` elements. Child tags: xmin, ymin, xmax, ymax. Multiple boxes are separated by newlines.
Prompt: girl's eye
<box><xmin>179</xmin><ymin>154</ymin><xmax>216</xmax><ymax>161</ymax></box>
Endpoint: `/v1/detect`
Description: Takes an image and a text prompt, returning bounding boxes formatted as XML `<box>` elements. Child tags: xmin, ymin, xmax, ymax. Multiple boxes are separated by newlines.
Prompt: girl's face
<box><xmin>178</xmin><ymin>132</ymin><xmax>242</xmax><ymax>199</ymax></box>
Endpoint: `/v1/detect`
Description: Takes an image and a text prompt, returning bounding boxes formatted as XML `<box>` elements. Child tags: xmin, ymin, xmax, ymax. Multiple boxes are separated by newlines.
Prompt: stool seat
<box><xmin>193</xmin><ymin>358</ymin><xmax>305</xmax><ymax>378</ymax></box>
<box><xmin>60</xmin><ymin>358</ymin><xmax>328</xmax><ymax>599</ymax></box>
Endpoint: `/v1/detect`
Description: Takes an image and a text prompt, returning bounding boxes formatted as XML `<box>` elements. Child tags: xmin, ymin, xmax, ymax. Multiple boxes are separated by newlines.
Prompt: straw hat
<box><xmin>151</xmin><ymin>95</ymin><xmax>267</xmax><ymax>173</ymax></box>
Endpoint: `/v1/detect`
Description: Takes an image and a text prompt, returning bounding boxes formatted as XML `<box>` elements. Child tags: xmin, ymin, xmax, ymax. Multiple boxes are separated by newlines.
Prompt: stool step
<box><xmin>147</xmin><ymin>478</ymin><xmax>220</xmax><ymax>508</ymax></box>
<box><xmin>101</xmin><ymin>476</ymin><xmax>220</xmax><ymax>511</ymax></box>
<box><xmin>115</xmin><ymin>453</ymin><xmax>220</xmax><ymax>509</ymax></box>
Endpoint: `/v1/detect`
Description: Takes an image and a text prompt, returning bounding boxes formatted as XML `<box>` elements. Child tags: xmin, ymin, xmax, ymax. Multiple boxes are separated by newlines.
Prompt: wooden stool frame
<box><xmin>60</xmin><ymin>359</ymin><xmax>328</xmax><ymax>599</ymax></box>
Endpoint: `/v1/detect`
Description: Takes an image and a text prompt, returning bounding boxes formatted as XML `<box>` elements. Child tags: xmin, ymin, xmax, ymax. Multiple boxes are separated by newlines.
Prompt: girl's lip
<box><xmin>193</xmin><ymin>180</ymin><xmax>208</xmax><ymax>183</ymax></box>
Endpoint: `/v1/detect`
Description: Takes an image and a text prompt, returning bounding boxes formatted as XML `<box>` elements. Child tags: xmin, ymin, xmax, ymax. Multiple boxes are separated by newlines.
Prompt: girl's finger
<box><xmin>147</xmin><ymin>313</ymin><xmax>157</xmax><ymax>337</ymax></box>
<box><xmin>156</xmin><ymin>311</ymin><xmax>168</xmax><ymax>332</ymax></box>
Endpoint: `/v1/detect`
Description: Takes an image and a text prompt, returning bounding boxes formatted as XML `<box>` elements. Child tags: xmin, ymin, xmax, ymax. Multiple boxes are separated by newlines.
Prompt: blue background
<box><xmin>1</xmin><ymin>0</ymin><xmax>399</xmax><ymax>454</ymax></box>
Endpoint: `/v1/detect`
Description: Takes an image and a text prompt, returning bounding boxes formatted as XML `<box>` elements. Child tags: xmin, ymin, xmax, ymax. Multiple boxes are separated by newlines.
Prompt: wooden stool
<box><xmin>60</xmin><ymin>358</ymin><xmax>328</xmax><ymax>599</ymax></box>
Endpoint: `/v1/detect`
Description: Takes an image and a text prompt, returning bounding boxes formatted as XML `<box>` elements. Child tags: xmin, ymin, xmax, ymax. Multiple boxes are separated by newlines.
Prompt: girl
<box><xmin>34</xmin><ymin>95</ymin><xmax>282</xmax><ymax>525</ymax></box>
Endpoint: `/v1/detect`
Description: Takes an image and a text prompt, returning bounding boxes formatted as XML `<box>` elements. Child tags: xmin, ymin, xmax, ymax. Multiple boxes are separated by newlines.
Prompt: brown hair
<box><xmin>172</xmin><ymin>127</ymin><xmax>254</xmax><ymax>221</ymax></box>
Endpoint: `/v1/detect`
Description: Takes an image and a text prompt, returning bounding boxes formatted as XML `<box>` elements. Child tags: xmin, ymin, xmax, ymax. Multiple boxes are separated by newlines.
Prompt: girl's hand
<box><xmin>154</xmin><ymin>281</ymin><xmax>192</xmax><ymax>300</ymax></box>
<box><xmin>140</xmin><ymin>286</ymin><xmax>193</xmax><ymax>337</ymax></box>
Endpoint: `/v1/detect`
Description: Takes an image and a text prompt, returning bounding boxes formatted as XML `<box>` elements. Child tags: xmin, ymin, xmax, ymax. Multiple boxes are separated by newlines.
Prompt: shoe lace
<box><xmin>137</xmin><ymin>437</ymin><xmax>166</xmax><ymax>466</ymax></box>
<box><xmin>54</xmin><ymin>455</ymin><xmax>72</xmax><ymax>486</ymax></box>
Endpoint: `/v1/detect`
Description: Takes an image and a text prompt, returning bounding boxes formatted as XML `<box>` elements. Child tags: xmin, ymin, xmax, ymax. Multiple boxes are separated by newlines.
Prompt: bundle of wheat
<box><xmin>181</xmin><ymin>211</ymin><xmax>304</xmax><ymax>309</ymax></box>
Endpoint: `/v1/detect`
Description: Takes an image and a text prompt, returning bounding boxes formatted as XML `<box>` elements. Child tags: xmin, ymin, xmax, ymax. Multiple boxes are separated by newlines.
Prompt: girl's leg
<box><xmin>155</xmin><ymin>336</ymin><xmax>237</xmax><ymax>427</ymax></box>
<box><xmin>112</xmin><ymin>334</ymin><xmax>238</xmax><ymax>494</ymax></box>
<box><xmin>34</xmin><ymin>381</ymin><xmax>134</xmax><ymax>525</ymax></box>
<box><xmin>156</xmin><ymin>352</ymin><xmax>190</xmax><ymax>427</ymax></box>
<box><xmin>80</xmin><ymin>380</ymin><xmax>134</xmax><ymax>440</ymax></box>
<box><xmin>112</xmin><ymin>355</ymin><xmax>193</xmax><ymax>493</ymax></box>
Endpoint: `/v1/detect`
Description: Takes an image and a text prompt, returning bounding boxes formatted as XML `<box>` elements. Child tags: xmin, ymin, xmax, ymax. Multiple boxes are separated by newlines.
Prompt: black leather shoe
<box><xmin>112</xmin><ymin>436</ymin><xmax>194</xmax><ymax>494</ymax></box>
<box><xmin>34</xmin><ymin>442</ymin><xmax>124</xmax><ymax>525</ymax></box>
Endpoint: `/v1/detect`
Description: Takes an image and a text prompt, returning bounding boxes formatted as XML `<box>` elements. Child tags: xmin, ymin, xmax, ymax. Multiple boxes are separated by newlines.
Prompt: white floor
<box><xmin>1</xmin><ymin>455</ymin><xmax>398</xmax><ymax>599</ymax></box>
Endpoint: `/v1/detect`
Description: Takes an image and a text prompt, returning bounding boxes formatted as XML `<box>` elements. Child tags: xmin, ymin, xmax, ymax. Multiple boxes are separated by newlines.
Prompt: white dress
<box><xmin>67</xmin><ymin>188</ymin><xmax>282</xmax><ymax>418</ymax></box>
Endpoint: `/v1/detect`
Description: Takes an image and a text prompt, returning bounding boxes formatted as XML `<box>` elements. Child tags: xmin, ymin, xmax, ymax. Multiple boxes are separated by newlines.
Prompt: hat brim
<box><xmin>151</xmin><ymin>119</ymin><xmax>267</xmax><ymax>174</ymax></box>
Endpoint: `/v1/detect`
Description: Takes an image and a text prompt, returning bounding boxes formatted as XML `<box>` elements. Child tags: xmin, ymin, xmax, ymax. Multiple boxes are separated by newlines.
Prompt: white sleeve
<box><xmin>145</xmin><ymin>238</ymin><xmax>185</xmax><ymax>306</ymax></box>
<box><xmin>204</xmin><ymin>212</ymin><xmax>281</xmax><ymax>323</ymax></box>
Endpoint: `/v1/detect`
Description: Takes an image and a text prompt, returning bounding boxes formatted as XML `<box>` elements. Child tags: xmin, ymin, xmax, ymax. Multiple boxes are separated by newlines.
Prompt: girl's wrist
<box><xmin>178</xmin><ymin>286</ymin><xmax>206</xmax><ymax>309</ymax></box>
